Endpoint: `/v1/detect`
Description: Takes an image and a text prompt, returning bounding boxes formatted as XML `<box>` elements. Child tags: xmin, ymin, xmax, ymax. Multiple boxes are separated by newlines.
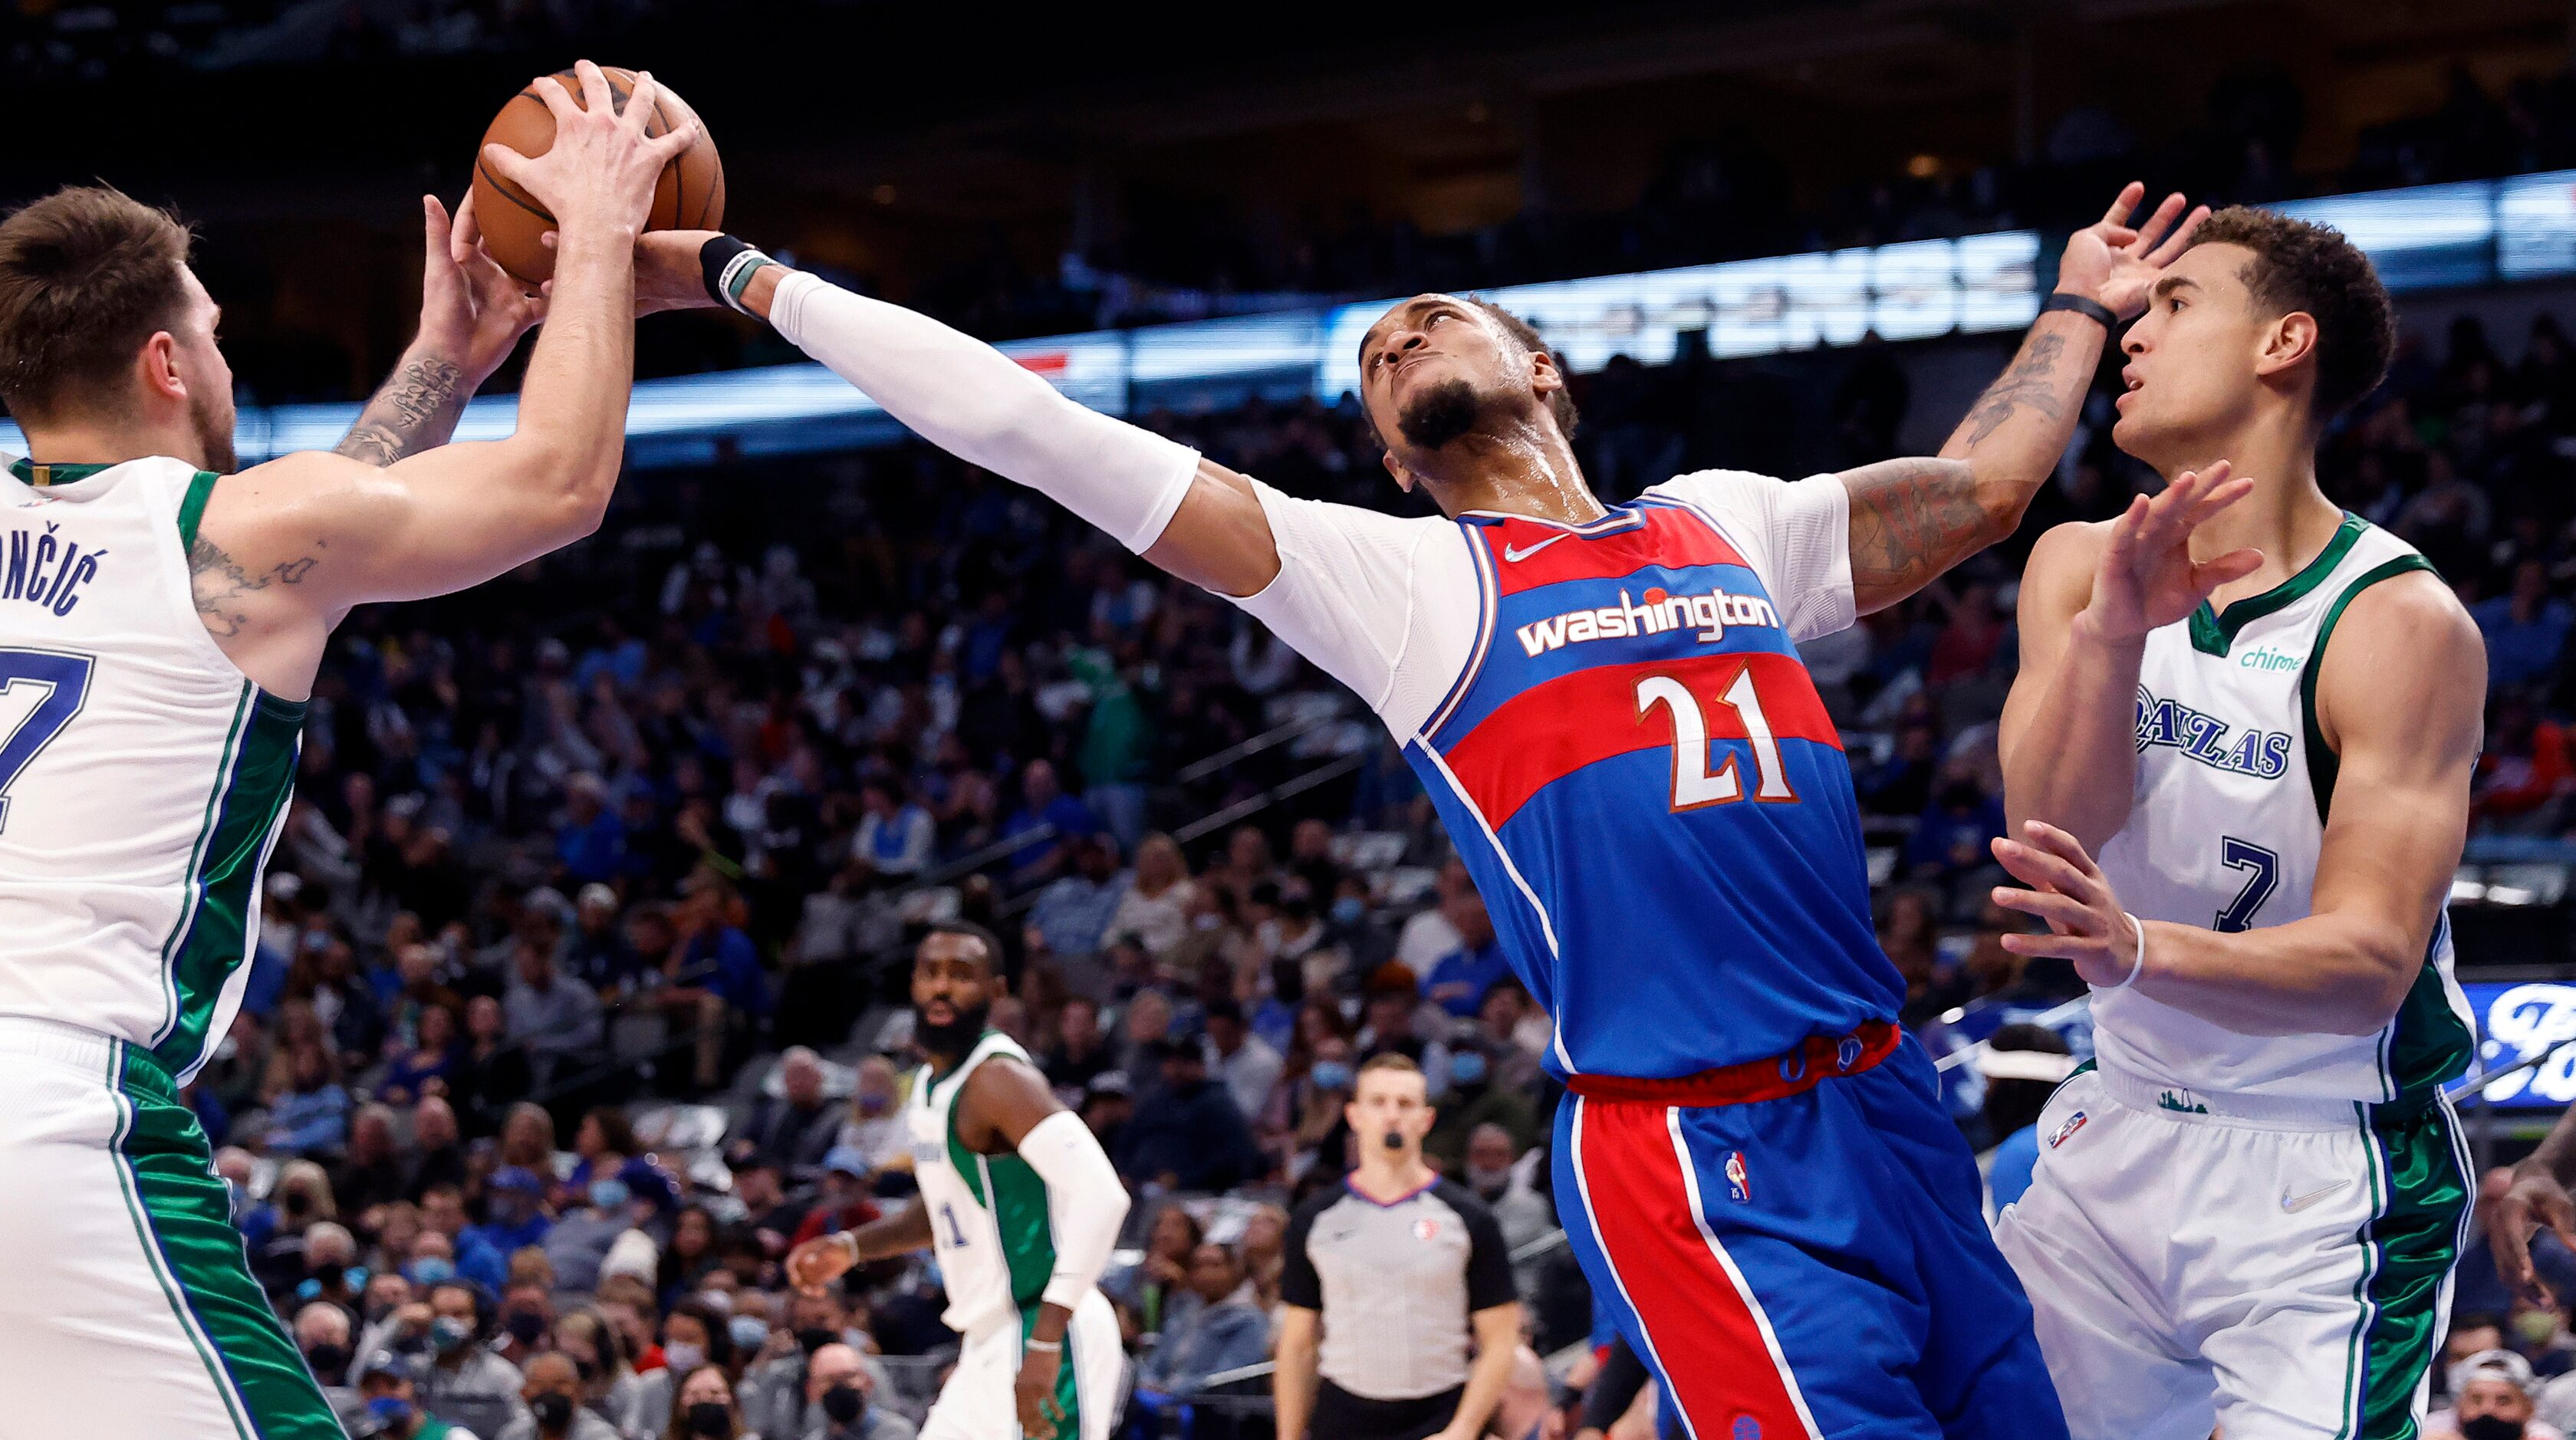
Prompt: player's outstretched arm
<box><xmin>785</xmin><ymin>1199</ymin><xmax>936</xmax><ymax>1296</ymax></box>
<box><xmin>333</xmin><ymin>192</ymin><xmax>548</xmax><ymax>467</ymax></box>
<box><xmin>1992</xmin><ymin>571</ymin><xmax>2481</xmax><ymax>1036</ymax></box>
<box><xmin>956</xmin><ymin>1056</ymin><xmax>1132</xmax><ymax>1440</ymax></box>
<box><xmin>1837</xmin><ymin>184</ymin><xmax>2207</xmax><ymax>615</ymax></box>
<box><xmin>1999</xmin><ymin>464</ymin><xmax>2262</xmax><ymax>850</ymax></box>
<box><xmin>193</xmin><ymin>63</ymin><xmax>693</xmax><ymax>678</ymax></box>
<box><xmin>633</xmin><ymin>232</ymin><xmax>1287</xmax><ymax>600</ymax></box>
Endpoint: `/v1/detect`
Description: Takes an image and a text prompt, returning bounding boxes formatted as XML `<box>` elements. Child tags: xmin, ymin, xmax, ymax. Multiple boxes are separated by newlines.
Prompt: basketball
<box><xmin>470</xmin><ymin>65</ymin><xmax>723</xmax><ymax>285</ymax></box>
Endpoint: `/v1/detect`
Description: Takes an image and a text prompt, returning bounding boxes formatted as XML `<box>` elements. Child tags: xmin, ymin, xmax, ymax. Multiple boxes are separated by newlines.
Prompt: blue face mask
<box><xmin>1331</xmin><ymin>896</ymin><xmax>1366</xmax><ymax>927</ymax></box>
<box><xmin>367</xmin><ymin>1396</ymin><xmax>415</xmax><ymax>1428</ymax></box>
<box><xmin>729</xmin><ymin>1315</ymin><xmax>770</xmax><ymax>1351</ymax></box>
<box><xmin>590</xmin><ymin>1178</ymin><xmax>631</xmax><ymax>1212</ymax></box>
<box><xmin>1311</xmin><ymin>1060</ymin><xmax>1354</xmax><ymax>1091</ymax></box>
<box><xmin>1449</xmin><ymin>1050</ymin><xmax>1487</xmax><ymax>1087</ymax></box>
<box><xmin>406</xmin><ymin>1257</ymin><xmax>455</xmax><ymax>1286</ymax></box>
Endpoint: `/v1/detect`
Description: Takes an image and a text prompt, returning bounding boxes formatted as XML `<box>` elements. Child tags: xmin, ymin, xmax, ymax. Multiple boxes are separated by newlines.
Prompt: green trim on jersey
<box><xmin>2334</xmin><ymin>1097</ymin><xmax>2469</xmax><ymax>1440</ymax></box>
<box><xmin>2381</xmin><ymin>916</ymin><xmax>2472</xmax><ymax>1101</ymax></box>
<box><xmin>1020</xmin><ymin>1304</ymin><xmax>1084</xmax><ymax>1439</ymax></box>
<box><xmin>2298</xmin><ymin>553</ymin><xmax>2439</xmax><ymax>822</ymax></box>
<box><xmin>947</xmin><ymin>1102</ymin><xmax>1060</xmax><ymax>1308</ymax></box>
<box><xmin>2190</xmin><ymin>511</ymin><xmax>2366</xmax><ymax>656</ymax></box>
<box><xmin>6</xmin><ymin>458</ymin><xmax>114</xmax><ymax>488</ymax></box>
<box><xmin>153</xmin><ymin>684</ymin><xmax>304</xmax><ymax>1077</ymax></box>
<box><xmin>176</xmin><ymin>470</ymin><xmax>219</xmax><ymax>554</ymax></box>
<box><xmin>107</xmin><ymin>1040</ymin><xmax>345</xmax><ymax>1439</ymax></box>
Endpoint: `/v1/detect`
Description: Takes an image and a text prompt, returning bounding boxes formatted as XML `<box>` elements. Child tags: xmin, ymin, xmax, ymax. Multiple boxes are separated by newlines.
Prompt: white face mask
<box><xmin>663</xmin><ymin>1342</ymin><xmax>706</xmax><ymax>1374</ymax></box>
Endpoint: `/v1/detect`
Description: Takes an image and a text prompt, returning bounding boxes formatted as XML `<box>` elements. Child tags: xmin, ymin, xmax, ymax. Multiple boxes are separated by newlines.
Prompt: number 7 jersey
<box><xmin>0</xmin><ymin>458</ymin><xmax>303</xmax><ymax>1085</ymax></box>
<box><xmin>2094</xmin><ymin>512</ymin><xmax>2472</xmax><ymax>1102</ymax></box>
<box><xmin>1229</xmin><ymin>467</ymin><xmax>1898</xmax><ymax>1082</ymax></box>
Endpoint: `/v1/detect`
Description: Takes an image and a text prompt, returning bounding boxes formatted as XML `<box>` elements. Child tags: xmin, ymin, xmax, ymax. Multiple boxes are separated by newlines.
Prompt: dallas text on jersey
<box><xmin>2131</xmin><ymin>685</ymin><xmax>2294</xmax><ymax>780</ymax></box>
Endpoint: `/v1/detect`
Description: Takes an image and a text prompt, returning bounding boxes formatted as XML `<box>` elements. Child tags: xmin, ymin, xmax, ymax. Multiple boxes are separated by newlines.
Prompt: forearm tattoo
<box><xmin>334</xmin><ymin>353</ymin><xmax>469</xmax><ymax>466</ymax></box>
<box><xmin>1956</xmin><ymin>332</ymin><xmax>2068</xmax><ymax>449</ymax></box>
<box><xmin>1844</xmin><ymin>456</ymin><xmax>1989</xmax><ymax>610</ymax></box>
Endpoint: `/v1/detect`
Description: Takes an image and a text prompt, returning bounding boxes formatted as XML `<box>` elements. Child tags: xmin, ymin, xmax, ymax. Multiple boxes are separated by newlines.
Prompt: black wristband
<box><xmin>2041</xmin><ymin>291</ymin><xmax>2120</xmax><ymax>330</ymax></box>
<box><xmin>698</xmin><ymin>234</ymin><xmax>774</xmax><ymax>314</ymax></box>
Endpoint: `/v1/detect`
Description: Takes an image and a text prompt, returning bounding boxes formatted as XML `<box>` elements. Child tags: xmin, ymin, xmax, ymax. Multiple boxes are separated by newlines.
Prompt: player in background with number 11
<box><xmin>1992</xmin><ymin>209</ymin><xmax>2484</xmax><ymax>1438</ymax></box>
<box><xmin>652</xmin><ymin>183</ymin><xmax>2202</xmax><ymax>1436</ymax></box>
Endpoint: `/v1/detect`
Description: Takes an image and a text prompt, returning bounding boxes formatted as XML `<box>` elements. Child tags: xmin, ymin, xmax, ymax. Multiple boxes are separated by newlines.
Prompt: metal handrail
<box><xmin>1173</xmin><ymin>754</ymin><xmax>1365</xmax><ymax>846</ymax></box>
<box><xmin>1173</xmin><ymin>714</ymin><xmax>1333</xmax><ymax>784</ymax></box>
<box><xmin>2459</xmin><ymin>1030</ymin><xmax>2576</xmax><ymax>1175</ymax></box>
<box><xmin>1930</xmin><ymin>997</ymin><xmax>2093</xmax><ymax>1073</ymax></box>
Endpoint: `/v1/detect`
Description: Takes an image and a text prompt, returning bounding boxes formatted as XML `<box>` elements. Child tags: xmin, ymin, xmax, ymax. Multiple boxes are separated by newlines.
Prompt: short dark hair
<box><xmin>2183</xmin><ymin>206</ymin><xmax>2395</xmax><ymax>422</ymax></box>
<box><xmin>922</xmin><ymin>919</ymin><xmax>1004</xmax><ymax>969</ymax></box>
<box><xmin>0</xmin><ymin>186</ymin><xmax>193</xmax><ymax>422</ymax></box>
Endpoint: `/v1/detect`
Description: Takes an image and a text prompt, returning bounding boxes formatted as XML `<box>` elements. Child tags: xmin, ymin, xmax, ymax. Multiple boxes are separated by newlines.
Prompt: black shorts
<box><xmin>1311</xmin><ymin>1380</ymin><xmax>1465</xmax><ymax>1440</ymax></box>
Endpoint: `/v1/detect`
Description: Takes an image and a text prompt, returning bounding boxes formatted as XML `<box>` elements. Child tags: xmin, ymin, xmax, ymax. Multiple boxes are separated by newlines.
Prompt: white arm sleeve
<box><xmin>1016</xmin><ymin>1110</ymin><xmax>1132</xmax><ymax>1311</ymax></box>
<box><xmin>1646</xmin><ymin>468</ymin><xmax>1855</xmax><ymax>641</ymax></box>
<box><xmin>767</xmin><ymin>270</ymin><xmax>1199</xmax><ymax>554</ymax></box>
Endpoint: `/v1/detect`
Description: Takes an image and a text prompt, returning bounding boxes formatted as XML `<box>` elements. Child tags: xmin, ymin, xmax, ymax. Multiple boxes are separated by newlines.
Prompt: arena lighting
<box><xmin>9</xmin><ymin>169</ymin><xmax>2576</xmax><ymax>467</ymax></box>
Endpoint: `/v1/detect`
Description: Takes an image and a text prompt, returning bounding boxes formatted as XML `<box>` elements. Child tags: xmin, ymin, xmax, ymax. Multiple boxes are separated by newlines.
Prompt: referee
<box><xmin>1275</xmin><ymin>1054</ymin><xmax>1522</xmax><ymax>1440</ymax></box>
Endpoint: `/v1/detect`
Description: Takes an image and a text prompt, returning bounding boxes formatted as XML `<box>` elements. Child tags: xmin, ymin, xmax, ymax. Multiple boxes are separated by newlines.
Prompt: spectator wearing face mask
<box><xmin>2429</xmin><ymin>1349</ymin><xmax>2567</xmax><ymax>1440</ymax></box>
<box><xmin>496</xmin><ymin>1352</ymin><xmax>622</xmax><ymax>1440</ymax></box>
<box><xmin>298</xmin><ymin>1299</ymin><xmax>363</xmax><ymax>1428</ymax></box>
<box><xmin>662</xmin><ymin>1363</ymin><xmax>756</xmax><ymax>1440</ymax></box>
<box><xmin>798</xmin><ymin>1342</ymin><xmax>916</xmax><ymax>1440</ymax></box>
<box><xmin>740</xmin><ymin>1290</ymin><xmax>870</xmax><ymax>1440</ymax></box>
<box><xmin>545</xmin><ymin>1163</ymin><xmax>652</xmax><ymax>1294</ymax></box>
<box><xmin>834</xmin><ymin>1056</ymin><xmax>907</xmax><ymax>1174</ymax></box>
<box><xmin>414</xmin><ymin>1281</ymin><xmax>529</xmax><ymax>1439</ymax></box>
<box><xmin>459</xmin><ymin>1168</ymin><xmax>554</xmax><ymax>1293</ymax></box>
<box><xmin>1421</xmin><ymin>1041</ymin><xmax>1536</xmax><ymax>1172</ymax></box>
<box><xmin>358</xmin><ymin>1349</ymin><xmax>481</xmax><ymax>1440</ymax></box>
<box><xmin>1135</xmin><ymin>1241</ymin><xmax>1275</xmax><ymax>1402</ymax></box>
<box><xmin>636</xmin><ymin>1300</ymin><xmax>734</xmax><ymax>1433</ymax></box>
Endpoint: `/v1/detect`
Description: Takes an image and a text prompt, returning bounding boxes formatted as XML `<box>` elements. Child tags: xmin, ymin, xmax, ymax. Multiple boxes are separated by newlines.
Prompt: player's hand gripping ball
<box><xmin>471</xmin><ymin>64</ymin><xmax>723</xmax><ymax>285</ymax></box>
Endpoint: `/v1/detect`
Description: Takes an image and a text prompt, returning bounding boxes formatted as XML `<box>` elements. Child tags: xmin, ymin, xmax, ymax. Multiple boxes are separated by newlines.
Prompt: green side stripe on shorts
<box><xmin>153</xmin><ymin>688</ymin><xmax>303</xmax><ymax>1080</ymax></box>
<box><xmin>1020</xmin><ymin>1304</ymin><xmax>1082</xmax><ymax>1440</ymax></box>
<box><xmin>112</xmin><ymin>1041</ymin><xmax>344</xmax><ymax>1439</ymax></box>
<box><xmin>2339</xmin><ymin>1098</ymin><xmax>2470</xmax><ymax>1439</ymax></box>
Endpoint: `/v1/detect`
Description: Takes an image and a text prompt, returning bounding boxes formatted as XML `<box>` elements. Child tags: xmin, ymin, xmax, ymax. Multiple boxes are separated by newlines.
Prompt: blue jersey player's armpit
<box><xmin>1404</xmin><ymin>498</ymin><xmax>1900</xmax><ymax>1081</ymax></box>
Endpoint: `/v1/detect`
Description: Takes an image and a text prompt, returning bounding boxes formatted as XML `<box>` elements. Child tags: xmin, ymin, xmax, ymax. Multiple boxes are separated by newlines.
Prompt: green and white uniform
<box><xmin>0</xmin><ymin>457</ymin><xmax>337</xmax><ymax>1438</ymax></box>
<box><xmin>1998</xmin><ymin>514</ymin><xmax>2474</xmax><ymax>1440</ymax></box>
<box><xmin>907</xmin><ymin>1031</ymin><xmax>1124</xmax><ymax>1440</ymax></box>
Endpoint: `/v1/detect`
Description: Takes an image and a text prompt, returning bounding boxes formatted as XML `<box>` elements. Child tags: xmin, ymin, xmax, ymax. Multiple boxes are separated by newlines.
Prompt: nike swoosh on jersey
<box><xmin>2282</xmin><ymin>1179</ymin><xmax>2353</xmax><ymax>1214</ymax></box>
<box><xmin>1502</xmin><ymin>534</ymin><xmax>1572</xmax><ymax>562</ymax></box>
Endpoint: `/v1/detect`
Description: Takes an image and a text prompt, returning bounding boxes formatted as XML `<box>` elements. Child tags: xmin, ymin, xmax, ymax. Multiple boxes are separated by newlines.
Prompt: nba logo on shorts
<box><xmin>2048</xmin><ymin>1110</ymin><xmax>2090</xmax><ymax>1150</ymax></box>
<box><xmin>1724</xmin><ymin>1150</ymin><xmax>1751</xmax><ymax>1202</ymax></box>
<box><xmin>1732</xmin><ymin>1415</ymin><xmax>1764</xmax><ymax>1440</ymax></box>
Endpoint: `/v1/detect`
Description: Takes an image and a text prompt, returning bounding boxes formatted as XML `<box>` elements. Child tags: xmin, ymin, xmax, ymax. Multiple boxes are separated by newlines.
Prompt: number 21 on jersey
<box><xmin>0</xmin><ymin>648</ymin><xmax>95</xmax><ymax>832</ymax></box>
<box><xmin>1637</xmin><ymin>667</ymin><xmax>1796</xmax><ymax>810</ymax></box>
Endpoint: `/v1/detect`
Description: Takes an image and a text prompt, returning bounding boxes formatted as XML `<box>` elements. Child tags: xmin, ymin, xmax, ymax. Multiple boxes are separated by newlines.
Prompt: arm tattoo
<box><xmin>1844</xmin><ymin>457</ymin><xmax>1989</xmax><ymax>612</ymax></box>
<box><xmin>189</xmin><ymin>534</ymin><xmax>318</xmax><ymax>639</ymax></box>
<box><xmin>1956</xmin><ymin>332</ymin><xmax>2068</xmax><ymax>449</ymax></box>
<box><xmin>334</xmin><ymin>353</ymin><xmax>468</xmax><ymax>466</ymax></box>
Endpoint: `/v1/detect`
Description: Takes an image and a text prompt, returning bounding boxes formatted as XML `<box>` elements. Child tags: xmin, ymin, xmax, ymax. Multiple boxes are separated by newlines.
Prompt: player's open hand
<box><xmin>2492</xmin><ymin>1160</ymin><xmax>2576</xmax><ymax>1307</ymax></box>
<box><xmin>2080</xmin><ymin>460</ymin><xmax>2265</xmax><ymax>645</ymax></box>
<box><xmin>784</xmin><ymin>1231</ymin><xmax>857</xmax><ymax>1297</ymax></box>
<box><xmin>1990</xmin><ymin>820</ymin><xmax>2143</xmax><ymax>989</ymax></box>
<box><xmin>481</xmin><ymin>60</ymin><xmax>699</xmax><ymax>238</ymax></box>
<box><xmin>416</xmin><ymin>191</ymin><xmax>544</xmax><ymax>385</ymax></box>
<box><xmin>1015</xmin><ymin>1346</ymin><xmax>1067</xmax><ymax>1440</ymax></box>
<box><xmin>2057</xmin><ymin>182</ymin><xmax>2211</xmax><ymax>323</ymax></box>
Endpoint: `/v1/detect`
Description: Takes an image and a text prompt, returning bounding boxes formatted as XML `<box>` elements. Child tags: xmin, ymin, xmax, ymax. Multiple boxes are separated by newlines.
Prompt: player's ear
<box><xmin>1528</xmin><ymin>347</ymin><xmax>1563</xmax><ymax>398</ymax></box>
<box><xmin>1380</xmin><ymin>449</ymin><xmax>1418</xmax><ymax>495</ymax></box>
<box><xmin>2255</xmin><ymin>311</ymin><xmax>2320</xmax><ymax>383</ymax></box>
<box><xmin>137</xmin><ymin>331</ymin><xmax>185</xmax><ymax>403</ymax></box>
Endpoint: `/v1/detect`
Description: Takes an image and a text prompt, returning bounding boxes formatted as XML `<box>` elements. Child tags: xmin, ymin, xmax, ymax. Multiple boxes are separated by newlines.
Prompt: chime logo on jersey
<box><xmin>2132</xmin><ymin>685</ymin><xmax>2292</xmax><ymax>780</ymax></box>
<box><xmin>1723</xmin><ymin>1150</ymin><xmax>1751</xmax><ymax>1202</ymax></box>
<box><xmin>1512</xmin><ymin>584</ymin><xmax>1781</xmax><ymax>658</ymax></box>
<box><xmin>2047</xmin><ymin>1110</ymin><xmax>2090</xmax><ymax>1149</ymax></box>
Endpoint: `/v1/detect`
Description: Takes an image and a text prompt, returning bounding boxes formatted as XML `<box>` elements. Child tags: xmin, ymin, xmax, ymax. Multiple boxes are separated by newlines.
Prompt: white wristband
<box><xmin>2112</xmin><ymin>912</ymin><xmax>2147</xmax><ymax>990</ymax></box>
<box><xmin>1023</xmin><ymin>1337</ymin><xmax>1061</xmax><ymax>1353</ymax></box>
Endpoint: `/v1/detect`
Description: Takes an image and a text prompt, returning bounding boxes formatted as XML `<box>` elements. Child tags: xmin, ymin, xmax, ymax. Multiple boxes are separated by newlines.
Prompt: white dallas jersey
<box><xmin>906</xmin><ymin>1031</ymin><xmax>1072</xmax><ymax>1339</ymax></box>
<box><xmin>0</xmin><ymin>456</ymin><xmax>301</xmax><ymax>1085</ymax></box>
<box><xmin>2094</xmin><ymin>512</ymin><xmax>2472</xmax><ymax>1103</ymax></box>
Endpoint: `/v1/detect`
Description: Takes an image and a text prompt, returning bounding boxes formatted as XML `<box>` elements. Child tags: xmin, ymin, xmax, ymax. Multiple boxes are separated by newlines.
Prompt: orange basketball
<box><xmin>470</xmin><ymin>65</ymin><xmax>723</xmax><ymax>285</ymax></box>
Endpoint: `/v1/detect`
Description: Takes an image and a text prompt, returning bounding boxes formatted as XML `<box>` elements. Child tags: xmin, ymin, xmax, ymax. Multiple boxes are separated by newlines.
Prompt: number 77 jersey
<box><xmin>1400</xmin><ymin>480</ymin><xmax>1898</xmax><ymax>1083</ymax></box>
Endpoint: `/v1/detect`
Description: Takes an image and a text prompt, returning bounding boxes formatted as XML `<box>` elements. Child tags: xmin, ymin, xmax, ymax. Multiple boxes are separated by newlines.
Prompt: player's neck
<box><xmin>15</xmin><ymin>415</ymin><xmax>204</xmax><ymax>472</ymax></box>
<box><xmin>1350</xmin><ymin>1151</ymin><xmax>1434</xmax><ymax>1201</ymax></box>
<box><xmin>2158</xmin><ymin>421</ymin><xmax>2338</xmax><ymax>607</ymax></box>
<box><xmin>1421</xmin><ymin>426</ymin><xmax>1604</xmax><ymax>526</ymax></box>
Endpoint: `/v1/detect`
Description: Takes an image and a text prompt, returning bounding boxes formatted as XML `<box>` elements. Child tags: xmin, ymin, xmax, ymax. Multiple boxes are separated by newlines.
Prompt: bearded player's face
<box><xmin>910</xmin><ymin>932</ymin><xmax>995</xmax><ymax>1058</ymax></box>
<box><xmin>1357</xmin><ymin>295</ymin><xmax>1544</xmax><ymax>478</ymax></box>
<box><xmin>169</xmin><ymin>268</ymin><xmax>239</xmax><ymax>474</ymax></box>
